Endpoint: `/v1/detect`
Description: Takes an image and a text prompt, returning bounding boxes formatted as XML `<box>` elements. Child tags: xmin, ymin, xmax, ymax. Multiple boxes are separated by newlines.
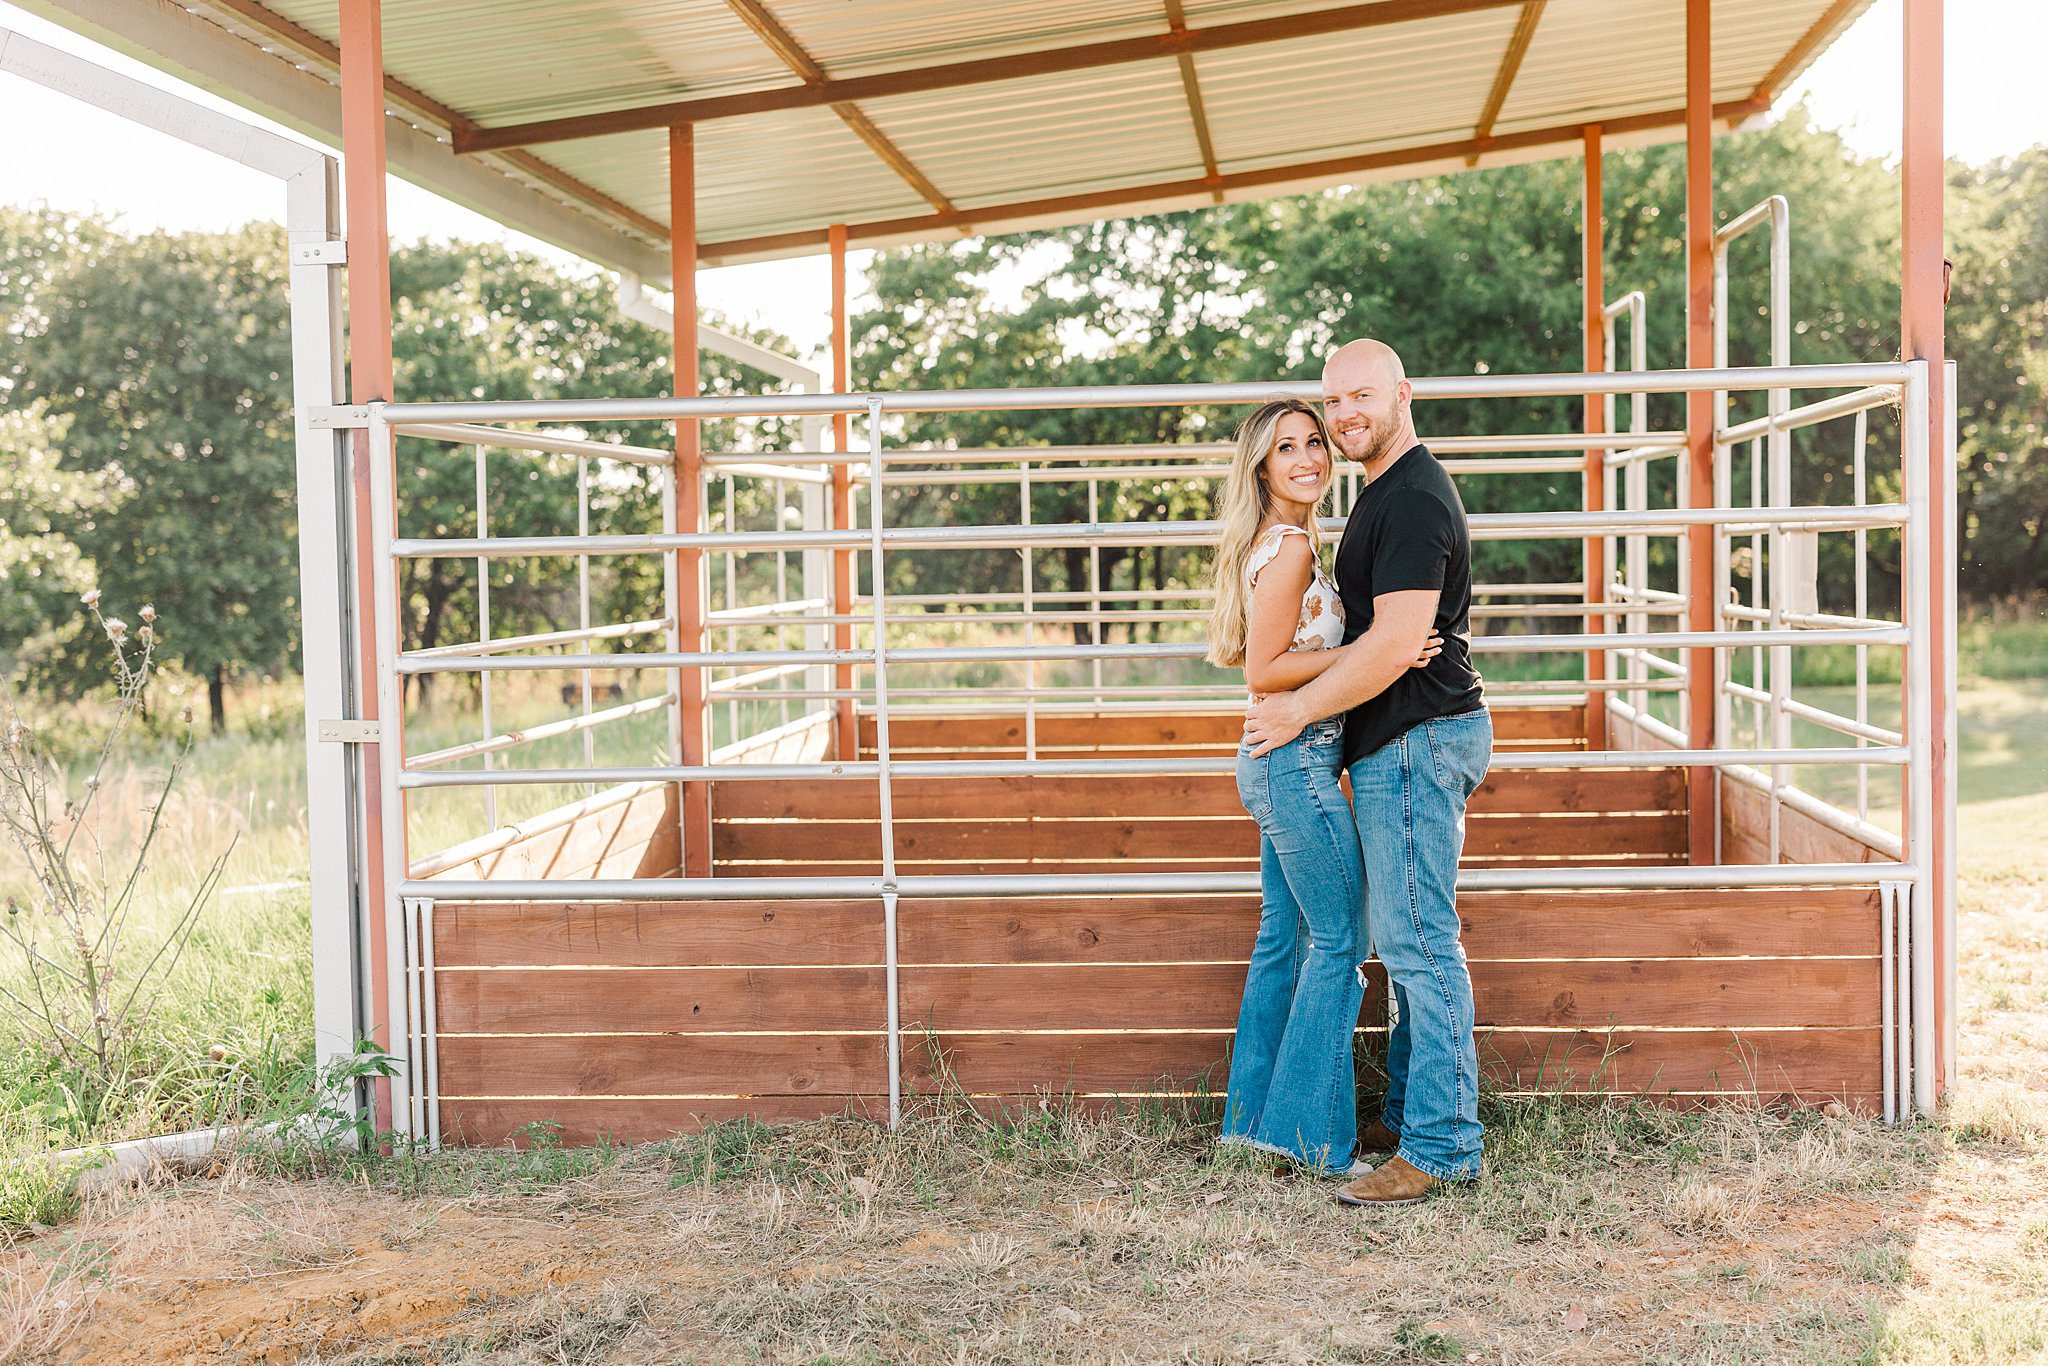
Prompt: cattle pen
<box><xmin>6</xmin><ymin>0</ymin><xmax>1957</xmax><ymax>1147</ymax></box>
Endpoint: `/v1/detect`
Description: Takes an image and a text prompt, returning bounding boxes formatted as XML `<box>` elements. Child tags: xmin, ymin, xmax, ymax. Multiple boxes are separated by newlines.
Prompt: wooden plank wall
<box><xmin>429</xmin><ymin>884</ymin><xmax>1882</xmax><ymax>1145</ymax></box>
<box><xmin>424</xmin><ymin>706</ymin><xmax>1882</xmax><ymax>1144</ymax></box>
<box><xmin>719</xmin><ymin>707</ymin><xmax>1682</xmax><ymax>876</ymax></box>
<box><xmin>1720</xmin><ymin>775</ymin><xmax>1893</xmax><ymax>866</ymax></box>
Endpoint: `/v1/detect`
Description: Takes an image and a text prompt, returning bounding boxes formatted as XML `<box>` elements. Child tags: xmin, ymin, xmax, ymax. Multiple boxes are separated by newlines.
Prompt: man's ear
<box><xmin>1396</xmin><ymin>379</ymin><xmax>1414</xmax><ymax>413</ymax></box>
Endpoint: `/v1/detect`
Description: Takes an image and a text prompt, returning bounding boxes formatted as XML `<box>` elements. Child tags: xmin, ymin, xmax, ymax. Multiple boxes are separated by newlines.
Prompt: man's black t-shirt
<box><xmin>1333</xmin><ymin>443</ymin><xmax>1486</xmax><ymax>765</ymax></box>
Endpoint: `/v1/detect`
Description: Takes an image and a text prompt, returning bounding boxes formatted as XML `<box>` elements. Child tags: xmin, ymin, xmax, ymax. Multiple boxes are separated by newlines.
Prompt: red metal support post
<box><xmin>1901</xmin><ymin>0</ymin><xmax>1950</xmax><ymax>1095</ymax></box>
<box><xmin>671</xmin><ymin>125</ymin><xmax>712</xmax><ymax>876</ymax></box>
<box><xmin>1683</xmin><ymin>0</ymin><xmax>1717</xmax><ymax>863</ymax></box>
<box><xmin>829</xmin><ymin>224</ymin><xmax>858</xmax><ymax>761</ymax></box>
<box><xmin>1581</xmin><ymin>123</ymin><xmax>1608</xmax><ymax>750</ymax></box>
<box><xmin>337</xmin><ymin>0</ymin><xmax>396</xmax><ymax>1134</ymax></box>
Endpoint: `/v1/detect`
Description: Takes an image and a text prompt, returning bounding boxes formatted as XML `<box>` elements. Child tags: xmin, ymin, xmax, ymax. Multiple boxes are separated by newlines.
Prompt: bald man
<box><xmin>1244</xmin><ymin>338</ymin><xmax>1492</xmax><ymax>1206</ymax></box>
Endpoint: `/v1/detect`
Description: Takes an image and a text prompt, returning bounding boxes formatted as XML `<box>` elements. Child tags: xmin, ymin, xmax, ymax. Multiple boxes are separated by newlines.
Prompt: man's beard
<box><xmin>1339</xmin><ymin>424</ymin><xmax>1403</xmax><ymax>468</ymax></box>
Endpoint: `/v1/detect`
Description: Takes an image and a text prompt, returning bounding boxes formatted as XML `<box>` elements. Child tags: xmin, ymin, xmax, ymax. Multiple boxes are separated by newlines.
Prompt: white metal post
<box><xmin>1853</xmin><ymin>408</ymin><xmax>1871</xmax><ymax>820</ymax></box>
<box><xmin>475</xmin><ymin>445</ymin><xmax>496</xmax><ymax>828</ymax></box>
<box><xmin>1088</xmin><ymin>477</ymin><xmax>1104</xmax><ymax>703</ymax></box>
<box><xmin>1020</xmin><ymin>459</ymin><xmax>1037</xmax><ymax>758</ymax></box>
<box><xmin>284</xmin><ymin>155</ymin><xmax>366</xmax><ymax>1102</ymax></box>
<box><xmin>366</xmin><ymin>406</ymin><xmax>414</xmax><ymax>1142</ymax></box>
<box><xmin>1941</xmin><ymin>359</ymin><xmax>1960</xmax><ymax>1086</ymax></box>
<box><xmin>578</xmin><ymin>455</ymin><xmax>594</xmax><ymax>788</ymax></box>
<box><xmin>866</xmin><ymin>398</ymin><xmax>901</xmax><ymax>1128</ymax></box>
<box><xmin>1901</xmin><ymin>362</ymin><xmax>1937</xmax><ymax>1118</ymax></box>
<box><xmin>801</xmin><ymin>479</ymin><xmax>831</xmax><ymax>719</ymax></box>
<box><xmin>1880</xmin><ymin>882</ymin><xmax>1896</xmax><ymax>1124</ymax></box>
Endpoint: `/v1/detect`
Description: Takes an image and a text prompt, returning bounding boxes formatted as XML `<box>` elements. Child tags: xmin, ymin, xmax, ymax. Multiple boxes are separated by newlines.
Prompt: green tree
<box><xmin>1949</xmin><ymin>146</ymin><xmax>2048</xmax><ymax>600</ymax></box>
<box><xmin>385</xmin><ymin>240</ymin><xmax>804</xmax><ymax>705</ymax></box>
<box><xmin>2</xmin><ymin>220</ymin><xmax>298</xmax><ymax>727</ymax></box>
<box><xmin>852</xmin><ymin>114</ymin><xmax>1928</xmax><ymax>613</ymax></box>
<box><xmin>0</xmin><ymin>401</ymin><xmax>96</xmax><ymax>675</ymax></box>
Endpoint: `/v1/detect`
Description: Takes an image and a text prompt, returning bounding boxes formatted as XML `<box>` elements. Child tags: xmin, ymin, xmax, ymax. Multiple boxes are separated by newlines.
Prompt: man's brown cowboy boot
<box><xmin>1335</xmin><ymin>1155</ymin><xmax>1437</xmax><ymax>1207</ymax></box>
<box><xmin>1354</xmin><ymin>1120</ymin><xmax>1400</xmax><ymax>1156</ymax></box>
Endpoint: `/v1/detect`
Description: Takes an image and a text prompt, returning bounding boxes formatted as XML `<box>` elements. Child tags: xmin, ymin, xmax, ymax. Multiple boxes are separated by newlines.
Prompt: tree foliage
<box><xmin>2</xmin><ymin>216</ymin><xmax>297</xmax><ymax>725</ymax></box>
<box><xmin>2</xmin><ymin>116</ymin><xmax>2044</xmax><ymax>713</ymax></box>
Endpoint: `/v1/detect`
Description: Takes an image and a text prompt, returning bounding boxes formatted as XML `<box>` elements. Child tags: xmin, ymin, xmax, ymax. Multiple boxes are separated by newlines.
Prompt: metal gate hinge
<box><xmin>307</xmin><ymin>405</ymin><xmax>372</xmax><ymax>429</ymax></box>
<box><xmin>318</xmin><ymin>719</ymin><xmax>381</xmax><ymax>743</ymax></box>
<box><xmin>291</xmin><ymin>239</ymin><xmax>347</xmax><ymax>265</ymax></box>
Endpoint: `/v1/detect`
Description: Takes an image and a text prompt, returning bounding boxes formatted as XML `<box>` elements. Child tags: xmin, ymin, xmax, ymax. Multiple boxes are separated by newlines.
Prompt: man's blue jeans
<box><xmin>1222</xmin><ymin>717</ymin><xmax>1367</xmax><ymax>1174</ymax></box>
<box><xmin>1348</xmin><ymin>709</ymin><xmax>1493</xmax><ymax>1181</ymax></box>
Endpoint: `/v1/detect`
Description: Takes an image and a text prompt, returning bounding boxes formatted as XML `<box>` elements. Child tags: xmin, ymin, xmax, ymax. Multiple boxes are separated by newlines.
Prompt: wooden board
<box><xmin>711</xmin><ymin>766</ymin><xmax>1685</xmax><ymax>822</ymax></box>
<box><xmin>1475</xmin><ymin>1028</ymin><xmax>1880</xmax><ymax>1095</ymax></box>
<box><xmin>437</xmin><ymin>1033</ymin><xmax>883</xmax><ymax>1099</ymax></box>
<box><xmin>892</xmin><ymin>887</ymin><xmax>1880</xmax><ymax>965</ymax></box>
<box><xmin>1459</xmin><ymin>886</ymin><xmax>1880</xmax><ymax>959</ymax></box>
<box><xmin>1720</xmin><ymin>775</ymin><xmax>1891</xmax><ymax>867</ymax></box>
<box><xmin>1468</xmin><ymin>958</ymin><xmax>1878</xmax><ymax>1029</ymax></box>
<box><xmin>858</xmin><ymin>706</ymin><xmax>1586</xmax><ymax>749</ymax></box>
<box><xmin>712</xmin><ymin>810</ymin><xmax>1685</xmax><ymax>862</ymax></box>
<box><xmin>439</xmin><ymin>1096</ymin><xmax>881</xmax><ymax>1147</ymax></box>
<box><xmin>433</xmin><ymin>900</ymin><xmax>886</xmax><ymax>968</ymax></box>
<box><xmin>434</xmin><ymin>966</ymin><xmax>886</xmax><ymax>1034</ymax></box>
<box><xmin>899</xmin><ymin>962</ymin><xmax>1389</xmax><ymax>1031</ymax></box>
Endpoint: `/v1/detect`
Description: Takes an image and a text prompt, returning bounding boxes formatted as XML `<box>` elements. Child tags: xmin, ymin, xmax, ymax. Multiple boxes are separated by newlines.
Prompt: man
<box><xmin>1243</xmin><ymin>338</ymin><xmax>1492</xmax><ymax>1207</ymax></box>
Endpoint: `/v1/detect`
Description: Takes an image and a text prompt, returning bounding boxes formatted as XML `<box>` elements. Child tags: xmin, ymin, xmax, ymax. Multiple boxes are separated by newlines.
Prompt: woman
<box><xmin>1206</xmin><ymin>397</ymin><xmax>1436</xmax><ymax>1176</ymax></box>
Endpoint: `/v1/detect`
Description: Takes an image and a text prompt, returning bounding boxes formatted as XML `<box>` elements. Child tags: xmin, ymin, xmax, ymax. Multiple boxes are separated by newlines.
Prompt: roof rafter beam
<box><xmin>695</xmin><ymin>95</ymin><xmax>1770</xmax><ymax>265</ymax></box>
<box><xmin>455</xmin><ymin>0</ymin><xmax>1535</xmax><ymax>154</ymax></box>
<box><xmin>1465</xmin><ymin>0</ymin><xmax>1545</xmax><ymax>167</ymax></box>
<box><xmin>194</xmin><ymin>0</ymin><xmax>670</xmax><ymax>241</ymax></box>
<box><xmin>1162</xmin><ymin>0</ymin><xmax>1223</xmax><ymax>202</ymax></box>
<box><xmin>719</xmin><ymin>0</ymin><xmax>957</xmax><ymax>216</ymax></box>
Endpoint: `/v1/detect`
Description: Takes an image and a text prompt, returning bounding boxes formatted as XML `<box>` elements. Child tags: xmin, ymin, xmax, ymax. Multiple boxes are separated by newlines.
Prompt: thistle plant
<box><xmin>0</xmin><ymin>593</ymin><xmax>230</xmax><ymax>1116</ymax></box>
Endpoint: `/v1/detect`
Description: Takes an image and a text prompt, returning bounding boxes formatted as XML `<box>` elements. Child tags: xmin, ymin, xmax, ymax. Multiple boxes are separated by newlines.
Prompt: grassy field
<box><xmin>1</xmin><ymin>660</ymin><xmax>2044</xmax><ymax>1361</ymax></box>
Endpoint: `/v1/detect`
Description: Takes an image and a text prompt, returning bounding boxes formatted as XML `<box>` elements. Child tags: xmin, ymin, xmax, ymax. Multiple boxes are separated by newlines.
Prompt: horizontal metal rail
<box><xmin>378</xmin><ymin>363</ymin><xmax>1917</xmax><ymax>426</ymax></box>
<box><xmin>1718</xmin><ymin>384</ymin><xmax>1900</xmax><ymax>446</ymax></box>
<box><xmin>405</xmin><ymin>779</ymin><xmax>664</xmax><ymax>879</ymax></box>
<box><xmin>1723</xmin><ymin>680</ymin><xmax>1905</xmax><ymax>745</ymax></box>
<box><xmin>397</xmin><ymin>744</ymin><xmax>1909</xmax><ymax>788</ymax></box>
<box><xmin>390</xmin><ymin>504</ymin><xmax>1910</xmax><ymax>561</ymax></box>
<box><xmin>1720</xmin><ymin>762</ymin><xmax>1905</xmax><ymax>858</ymax></box>
<box><xmin>1611</xmin><ymin>647</ymin><xmax>1689</xmax><ymax>678</ymax></box>
<box><xmin>404</xmin><ymin>617</ymin><xmax>671</xmax><ymax>659</ymax></box>
<box><xmin>399</xmin><ymin>420</ymin><xmax>671</xmax><ymax>467</ymax></box>
<box><xmin>1719</xmin><ymin>603</ymin><xmax>1898</xmax><ymax>632</ymax></box>
<box><xmin>403</xmin><ymin>860</ymin><xmax>1912</xmax><ymax>902</ymax></box>
<box><xmin>877</xmin><ymin>454</ymin><xmax>1608</xmax><ymax>484</ymax></box>
<box><xmin>408</xmin><ymin>692</ymin><xmax>675</xmax><ymax>768</ymax></box>
<box><xmin>396</xmin><ymin>625</ymin><xmax>1906</xmax><ymax>675</ymax></box>
<box><xmin>734</xmin><ymin>600</ymin><xmax>1684</xmax><ymax>629</ymax></box>
<box><xmin>394</xmin><ymin>625</ymin><xmax>1906</xmax><ymax>677</ymax></box>
<box><xmin>861</xmin><ymin>582</ymin><xmax>1590</xmax><ymax>607</ymax></box>
<box><xmin>709</xmin><ymin>661</ymin><xmax>811</xmax><ymax>692</ymax></box>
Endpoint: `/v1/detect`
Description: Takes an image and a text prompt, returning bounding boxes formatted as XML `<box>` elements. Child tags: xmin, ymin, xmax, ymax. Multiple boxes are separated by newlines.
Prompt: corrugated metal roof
<box><xmin>110</xmin><ymin>0</ymin><xmax>1884</xmax><ymax>267</ymax></box>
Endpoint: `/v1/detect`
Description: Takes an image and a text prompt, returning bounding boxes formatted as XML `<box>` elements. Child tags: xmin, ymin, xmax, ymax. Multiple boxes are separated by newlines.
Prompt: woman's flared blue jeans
<box><xmin>1220</xmin><ymin>718</ymin><xmax>1367</xmax><ymax>1174</ymax></box>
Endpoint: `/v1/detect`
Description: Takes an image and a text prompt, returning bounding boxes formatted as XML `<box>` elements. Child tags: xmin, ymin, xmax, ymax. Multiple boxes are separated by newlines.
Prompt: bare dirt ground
<box><xmin>8</xmin><ymin>811</ymin><xmax>2046</xmax><ymax>1364</ymax></box>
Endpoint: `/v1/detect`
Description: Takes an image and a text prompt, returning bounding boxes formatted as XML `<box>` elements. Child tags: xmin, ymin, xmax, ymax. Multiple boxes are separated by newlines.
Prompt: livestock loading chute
<box><xmin>8</xmin><ymin>0</ymin><xmax>1956</xmax><ymax>1143</ymax></box>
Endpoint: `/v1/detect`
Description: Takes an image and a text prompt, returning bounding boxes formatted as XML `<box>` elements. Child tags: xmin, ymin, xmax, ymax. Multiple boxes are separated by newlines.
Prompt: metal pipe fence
<box><xmin>357</xmin><ymin>359</ymin><xmax>1944</xmax><ymax>1138</ymax></box>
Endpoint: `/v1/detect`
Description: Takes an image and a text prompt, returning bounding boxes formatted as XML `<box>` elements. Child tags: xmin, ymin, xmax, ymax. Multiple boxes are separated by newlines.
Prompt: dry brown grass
<box><xmin>5</xmin><ymin>795</ymin><xmax>2046</xmax><ymax>1362</ymax></box>
<box><xmin>4</xmin><ymin>1065</ymin><xmax>2040</xmax><ymax>1364</ymax></box>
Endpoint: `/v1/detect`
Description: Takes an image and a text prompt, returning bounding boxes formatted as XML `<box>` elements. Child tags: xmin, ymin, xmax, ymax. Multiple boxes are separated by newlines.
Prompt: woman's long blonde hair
<box><xmin>1205</xmin><ymin>397</ymin><xmax>1334</xmax><ymax>668</ymax></box>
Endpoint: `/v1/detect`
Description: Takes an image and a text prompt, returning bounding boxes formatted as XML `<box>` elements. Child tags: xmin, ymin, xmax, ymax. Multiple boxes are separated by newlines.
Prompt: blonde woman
<box><xmin>1208</xmin><ymin>398</ymin><xmax>1436</xmax><ymax>1176</ymax></box>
